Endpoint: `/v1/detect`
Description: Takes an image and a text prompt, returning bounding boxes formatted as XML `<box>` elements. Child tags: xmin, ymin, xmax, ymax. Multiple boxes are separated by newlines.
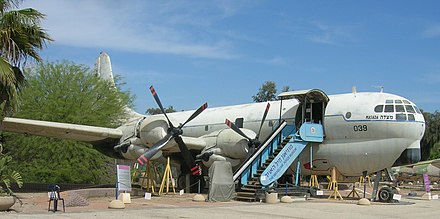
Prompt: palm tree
<box><xmin>0</xmin><ymin>0</ymin><xmax>52</xmax><ymax>118</ymax></box>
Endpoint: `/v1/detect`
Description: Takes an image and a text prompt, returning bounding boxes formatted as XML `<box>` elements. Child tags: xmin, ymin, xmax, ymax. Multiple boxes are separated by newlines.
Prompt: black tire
<box><xmin>378</xmin><ymin>187</ymin><xmax>394</xmax><ymax>202</ymax></box>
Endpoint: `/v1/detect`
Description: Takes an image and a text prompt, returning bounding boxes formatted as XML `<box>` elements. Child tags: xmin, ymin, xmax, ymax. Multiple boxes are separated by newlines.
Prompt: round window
<box><xmin>345</xmin><ymin>112</ymin><xmax>352</xmax><ymax>119</ymax></box>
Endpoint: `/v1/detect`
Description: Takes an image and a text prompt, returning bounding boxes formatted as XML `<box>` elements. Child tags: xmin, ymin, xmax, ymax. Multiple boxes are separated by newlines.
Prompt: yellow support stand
<box><xmin>359</xmin><ymin>175</ymin><xmax>372</xmax><ymax>188</ymax></box>
<box><xmin>326</xmin><ymin>175</ymin><xmax>333</xmax><ymax>190</ymax></box>
<box><xmin>159</xmin><ymin>157</ymin><xmax>176</xmax><ymax>195</ymax></box>
<box><xmin>328</xmin><ymin>167</ymin><xmax>343</xmax><ymax>200</ymax></box>
<box><xmin>309</xmin><ymin>175</ymin><xmax>319</xmax><ymax>188</ymax></box>
<box><xmin>347</xmin><ymin>182</ymin><xmax>361</xmax><ymax>199</ymax></box>
<box><xmin>140</xmin><ymin>161</ymin><xmax>157</xmax><ymax>193</ymax></box>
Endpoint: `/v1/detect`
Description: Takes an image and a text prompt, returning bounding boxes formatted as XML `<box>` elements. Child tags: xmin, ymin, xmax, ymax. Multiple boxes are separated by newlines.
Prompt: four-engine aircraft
<box><xmin>0</xmin><ymin>52</ymin><xmax>426</xmax><ymax>191</ymax></box>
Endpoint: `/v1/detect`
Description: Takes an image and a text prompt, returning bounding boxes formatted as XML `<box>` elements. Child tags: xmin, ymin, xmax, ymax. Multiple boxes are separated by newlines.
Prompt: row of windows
<box><xmin>374</xmin><ymin>104</ymin><xmax>421</xmax><ymax>114</ymax></box>
<box><xmin>396</xmin><ymin>113</ymin><xmax>415</xmax><ymax>121</ymax></box>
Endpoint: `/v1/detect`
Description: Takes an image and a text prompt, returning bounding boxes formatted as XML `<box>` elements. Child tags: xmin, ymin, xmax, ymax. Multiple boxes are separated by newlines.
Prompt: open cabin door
<box><xmin>278</xmin><ymin>89</ymin><xmax>329</xmax><ymax>131</ymax></box>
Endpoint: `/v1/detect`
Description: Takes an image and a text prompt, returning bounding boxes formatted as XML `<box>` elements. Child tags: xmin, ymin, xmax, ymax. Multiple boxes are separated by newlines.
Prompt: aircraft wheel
<box><xmin>378</xmin><ymin>187</ymin><xmax>393</xmax><ymax>202</ymax></box>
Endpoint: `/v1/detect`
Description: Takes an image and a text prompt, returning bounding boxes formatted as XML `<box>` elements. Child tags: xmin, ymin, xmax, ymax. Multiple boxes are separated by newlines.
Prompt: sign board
<box><xmin>260</xmin><ymin>141</ymin><xmax>308</xmax><ymax>186</ymax></box>
<box><xmin>316</xmin><ymin>190</ymin><xmax>324</xmax><ymax>196</ymax></box>
<box><xmin>117</xmin><ymin>165</ymin><xmax>131</xmax><ymax>192</ymax></box>
<box><xmin>393</xmin><ymin>194</ymin><xmax>401</xmax><ymax>201</ymax></box>
<box><xmin>144</xmin><ymin>192</ymin><xmax>152</xmax><ymax>200</ymax></box>
<box><xmin>423</xmin><ymin>173</ymin><xmax>430</xmax><ymax>193</ymax></box>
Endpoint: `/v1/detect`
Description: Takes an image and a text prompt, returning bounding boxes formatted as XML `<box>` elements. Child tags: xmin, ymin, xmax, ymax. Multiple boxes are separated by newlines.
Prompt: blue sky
<box><xmin>21</xmin><ymin>0</ymin><xmax>440</xmax><ymax>113</ymax></box>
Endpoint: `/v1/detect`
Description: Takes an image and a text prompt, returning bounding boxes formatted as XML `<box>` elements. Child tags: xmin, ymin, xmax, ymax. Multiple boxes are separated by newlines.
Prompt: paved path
<box><xmin>1</xmin><ymin>193</ymin><xmax>440</xmax><ymax>219</ymax></box>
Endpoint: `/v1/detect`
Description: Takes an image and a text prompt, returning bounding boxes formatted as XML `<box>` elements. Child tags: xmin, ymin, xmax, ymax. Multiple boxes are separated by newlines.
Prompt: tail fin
<box><xmin>94</xmin><ymin>52</ymin><xmax>143</xmax><ymax>118</ymax></box>
<box><xmin>94</xmin><ymin>52</ymin><xmax>116</xmax><ymax>86</ymax></box>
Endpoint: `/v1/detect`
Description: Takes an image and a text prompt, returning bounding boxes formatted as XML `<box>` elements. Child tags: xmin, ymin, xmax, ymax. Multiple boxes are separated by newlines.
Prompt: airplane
<box><xmin>0</xmin><ymin>52</ymin><xmax>426</xmax><ymax>197</ymax></box>
<box><xmin>392</xmin><ymin>158</ymin><xmax>440</xmax><ymax>179</ymax></box>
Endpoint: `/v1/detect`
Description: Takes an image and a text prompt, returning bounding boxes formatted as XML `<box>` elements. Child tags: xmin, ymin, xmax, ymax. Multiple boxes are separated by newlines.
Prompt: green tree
<box><xmin>146</xmin><ymin>106</ymin><xmax>176</xmax><ymax>115</ymax></box>
<box><xmin>0</xmin><ymin>0</ymin><xmax>52</xmax><ymax>119</ymax></box>
<box><xmin>421</xmin><ymin>111</ymin><xmax>440</xmax><ymax>160</ymax></box>
<box><xmin>252</xmin><ymin>81</ymin><xmax>291</xmax><ymax>102</ymax></box>
<box><xmin>2</xmin><ymin>60</ymin><xmax>133</xmax><ymax>184</ymax></box>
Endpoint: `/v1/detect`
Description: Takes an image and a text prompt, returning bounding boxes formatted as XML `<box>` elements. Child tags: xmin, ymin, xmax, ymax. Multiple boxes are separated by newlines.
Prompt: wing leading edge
<box><xmin>0</xmin><ymin>117</ymin><xmax>123</xmax><ymax>142</ymax></box>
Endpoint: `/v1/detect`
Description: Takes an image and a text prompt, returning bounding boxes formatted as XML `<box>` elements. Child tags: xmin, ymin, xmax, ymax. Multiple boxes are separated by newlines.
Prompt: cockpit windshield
<box><xmin>373</xmin><ymin>99</ymin><xmax>421</xmax><ymax>121</ymax></box>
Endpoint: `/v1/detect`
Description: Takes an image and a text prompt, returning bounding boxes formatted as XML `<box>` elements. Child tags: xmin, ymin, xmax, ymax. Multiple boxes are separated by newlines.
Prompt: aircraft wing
<box><xmin>429</xmin><ymin>158</ymin><xmax>440</xmax><ymax>169</ymax></box>
<box><xmin>0</xmin><ymin>117</ymin><xmax>123</xmax><ymax>143</ymax></box>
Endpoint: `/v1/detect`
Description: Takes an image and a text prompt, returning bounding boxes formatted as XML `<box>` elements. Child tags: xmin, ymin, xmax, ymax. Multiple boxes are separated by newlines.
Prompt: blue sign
<box><xmin>260</xmin><ymin>141</ymin><xmax>308</xmax><ymax>186</ymax></box>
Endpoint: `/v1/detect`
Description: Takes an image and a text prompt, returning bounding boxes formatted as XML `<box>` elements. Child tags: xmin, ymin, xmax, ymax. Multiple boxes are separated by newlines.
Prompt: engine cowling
<box><xmin>201</xmin><ymin>128</ymin><xmax>256</xmax><ymax>159</ymax></box>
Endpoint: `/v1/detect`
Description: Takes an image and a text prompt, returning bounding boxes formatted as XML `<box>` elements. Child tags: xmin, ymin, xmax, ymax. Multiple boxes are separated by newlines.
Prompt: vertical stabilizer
<box><xmin>95</xmin><ymin>52</ymin><xmax>116</xmax><ymax>86</ymax></box>
<box><xmin>94</xmin><ymin>52</ymin><xmax>143</xmax><ymax>119</ymax></box>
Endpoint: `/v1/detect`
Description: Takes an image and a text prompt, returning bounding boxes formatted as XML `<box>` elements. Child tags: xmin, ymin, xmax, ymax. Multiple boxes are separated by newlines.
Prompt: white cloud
<box><xmin>421</xmin><ymin>25</ymin><xmax>440</xmax><ymax>38</ymax></box>
<box><xmin>21</xmin><ymin>0</ymin><xmax>244</xmax><ymax>59</ymax></box>
<box><xmin>308</xmin><ymin>21</ymin><xmax>352</xmax><ymax>45</ymax></box>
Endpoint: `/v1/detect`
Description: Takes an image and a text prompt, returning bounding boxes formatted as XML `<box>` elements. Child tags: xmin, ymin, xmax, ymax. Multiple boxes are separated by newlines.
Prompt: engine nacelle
<box><xmin>201</xmin><ymin>128</ymin><xmax>256</xmax><ymax>159</ymax></box>
<box><xmin>120</xmin><ymin>143</ymin><xmax>163</xmax><ymax>161</ymax></box>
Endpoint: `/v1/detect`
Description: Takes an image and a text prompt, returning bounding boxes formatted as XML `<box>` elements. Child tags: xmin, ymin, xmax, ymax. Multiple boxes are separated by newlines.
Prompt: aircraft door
<box><xmin>279</xmin><ymin>89</ymin><xmax>329</xmax><ymax>129</ymax></box>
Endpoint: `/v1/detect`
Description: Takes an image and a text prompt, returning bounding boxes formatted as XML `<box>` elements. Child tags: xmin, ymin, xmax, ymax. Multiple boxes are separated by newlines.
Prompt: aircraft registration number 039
<box><xmin>353</xmin><ymin>125</ymin><xmax>368</xmax><ymax>132</ymax></box>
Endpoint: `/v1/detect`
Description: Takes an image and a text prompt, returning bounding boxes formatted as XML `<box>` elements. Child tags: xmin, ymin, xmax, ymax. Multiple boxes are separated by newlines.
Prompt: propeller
<box><xmin>225</xmin><ymin>102</ymin><xmax>270</xmax><ymax>153</ymax></box>
<box><xmin>137</xmin><ymin>86</ymin><xmax>207</xmax><ymax>175</ymax></box>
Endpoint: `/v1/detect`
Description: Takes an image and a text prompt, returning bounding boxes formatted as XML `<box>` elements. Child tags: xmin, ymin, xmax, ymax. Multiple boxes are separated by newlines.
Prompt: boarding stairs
<box><xmin>233</xmin><ymin>121</ymin><xmax>324</xmax><ymax>202</ymax></box>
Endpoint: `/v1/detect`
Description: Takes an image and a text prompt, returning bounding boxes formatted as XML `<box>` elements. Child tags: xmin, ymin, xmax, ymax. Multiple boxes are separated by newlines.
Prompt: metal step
<box><xmin>235</xmin><ymin>196</ymin><xmax>256</xmax><ymax>202</ymax></box>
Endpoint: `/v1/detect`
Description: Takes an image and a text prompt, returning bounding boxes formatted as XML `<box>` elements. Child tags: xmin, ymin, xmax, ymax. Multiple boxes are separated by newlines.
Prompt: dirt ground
<box><xmin>0</xmin><ymin>184</ymin><xmax>439</xmax><ymax>218</ymax></box>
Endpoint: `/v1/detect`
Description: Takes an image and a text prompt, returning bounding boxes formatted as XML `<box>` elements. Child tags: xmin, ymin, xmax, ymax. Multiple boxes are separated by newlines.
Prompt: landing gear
<box><xmin>378</xmin><ymin>187</ymin><xmax>393</xmax><ymax>202</ymax></box>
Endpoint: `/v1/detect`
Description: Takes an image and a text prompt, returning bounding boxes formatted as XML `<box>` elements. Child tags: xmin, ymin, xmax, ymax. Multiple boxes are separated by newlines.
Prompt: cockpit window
<box><xmin>374</xmin><ymin>105</ymin><xmax>384</xmax><ymax>113</ymax></box>
<box><xmin>405</xmin><ymin>105</ymin><xmax>415</xmax><ymax>113</ymax></box>
<box><xmin>396</xmin><ymin>114</ymin><xmax>406</xmax><ymax>121</ymax></box>
<box><xmin>395</xmin><ymin>100</ymin><xmax>403</xmax><ymax>104</ymax></box>
<box><xmin>385</xmin><ymin>100</ymin><xmax>393</xmax><ymax>104</ymax></box>
<box><xmin>403</xmin><ymin>100</ymin><xmax>410</xmax><ymax>104</ymax></box>
<box><xmin>384</xmin><ymin>105</ymin><xmax>394</xmax><ymax>113</ymax></box>
<box><xmin>414</xmin><ymin>106</ymin><xmax>422</xmax><ymax>114</ymax></box>
<box><xmin>395</xmin><ymin>105</ymin><xmax>405</xmax><ymax>112</ymax></box>
<box><xmin>407</xmin><ymin>114</ymin><xmax>415</xmax><ymax>121</ymax></box>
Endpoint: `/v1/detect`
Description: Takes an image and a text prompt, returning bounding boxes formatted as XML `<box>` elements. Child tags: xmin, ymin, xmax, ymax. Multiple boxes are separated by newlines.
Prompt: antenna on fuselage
<box><xmin>373</xmin><ymin>86</ymin><xmax>384</xmax><ymax>93</ymax></box>
<box><xmin>352</xmin><ymin>86</ymin><xmax>357</xmax><ymax>97</ymax></box>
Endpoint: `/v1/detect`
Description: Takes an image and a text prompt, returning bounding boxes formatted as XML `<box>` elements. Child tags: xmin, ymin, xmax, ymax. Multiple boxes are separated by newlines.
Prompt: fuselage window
<box><xmin>396</xmin><ymin>114</ymin><xmax>407</xmax><ymax>121</ymax></box>
<box><xmin>395</xmin><ymin>105</ymin><xmax>405</xmax><ymax>112</ymax></box>
<box><xmin>384</xmin><ymin>105</ymin><xmax>394</xmax><ymax>113</ymax></box>
<box><xmin>403</xmin><ymin>100</ymin><xmax>411</xmax><ymax>104</ymax></box>
<box><xmin>405</xmin><ymin>105</ymin><xmax>415</xmax><ymax>113</ymax></box>
<box><xmin>205</xmin><ymin>125</ymin><xmax>209</xmax><ymax>131</ymax></box>
<box><xmin>395</xmin><ymin>100</ymin><xmax>403</xmax><ymax>104</ymax></box>
<box><xmin>374</xmin><ymin>105</ymin><xmax>384</xmax><ymax>113</ymax></box>
<box><xmin>386</xmin><ymin>99</ymin><xmax>393</xmax><ymax>104</ymax></box>
<box><xmin>414</xmin><ymin>106</ymin><xmax>422</xmax><ymax>114</ymax></box>
<box><xmin>408</xmin><ymin>114</ymin><xmax>415</xmax><ymax>121</ymax></box>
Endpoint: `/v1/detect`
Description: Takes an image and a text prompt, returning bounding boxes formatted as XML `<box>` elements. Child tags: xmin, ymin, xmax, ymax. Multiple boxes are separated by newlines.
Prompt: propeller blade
<box><xmin>180</xmin><ymin>102</ymin><xmax>208</xmax><ymax>128</ymax></box>
<box><xmin>137</xmin><ymin>133</ymin><xmax>173</xmax><ymax>165</ymax></box>
<box><xmin>256</xmin><ymin>102</ymin><xmax>271</xmax><ymax>139</ymax></box>
<box><xmin>174</xmin><ymin>136</ymin><xmax>200</xmax><ymax>175</ymax></box>
<box><xmin>149</xmin><ymin>86</ymin><xmax>174</xmax><ymax>128</ymax></box>
<box><xmin>225</xmin><ymin>119</ymin><xmax>252</xmax><ymax>141</ymax></box>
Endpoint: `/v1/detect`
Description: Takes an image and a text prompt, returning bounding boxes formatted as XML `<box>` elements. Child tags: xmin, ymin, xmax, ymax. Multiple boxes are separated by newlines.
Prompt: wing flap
<box><xmin>1</xmin><ymin>117</ymin><xmax>123</xmax><ymax>142</ymax></box>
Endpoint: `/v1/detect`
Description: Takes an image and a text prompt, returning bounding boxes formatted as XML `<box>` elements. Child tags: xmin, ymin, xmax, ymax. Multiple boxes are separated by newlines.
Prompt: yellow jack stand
<box><xmin>328</xmin><ymin>167</ymin><xmax>343</xmax><ymax>200</ymax></box>
<box><xmin>159</xmin><ymin>157</ymin><xmax>176</xmax><ymax>195</ymax></box>
<box><xmin>140</xmin><ymin>161</ymin><xmax>158</xmax><ymax>194</ymax></box>
<box><xmin>359</xmin><ymin>175</ymin><xmax>372</xmax><ymax>188</ymax></box>
<box><xmin>347</xmin><ymin>182</ymin><xmax>361</xmax><ymax>199</ymax></box>
<box><xmin>310</xmin><ymin>175</ymin><xmax>319</xmax><ymax>188</ymax></box>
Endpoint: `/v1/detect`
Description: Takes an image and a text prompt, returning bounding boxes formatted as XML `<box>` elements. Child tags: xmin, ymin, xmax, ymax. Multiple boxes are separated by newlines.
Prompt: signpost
<box><xmin>116</xmin><ymin>165</ymin><xmax>131</xmax><ymax>200</ymax></box>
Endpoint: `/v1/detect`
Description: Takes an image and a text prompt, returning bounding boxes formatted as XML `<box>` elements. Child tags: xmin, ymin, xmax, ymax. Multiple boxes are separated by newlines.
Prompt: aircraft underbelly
<box><xmin>297</xmin><ymin>138</ymin><xmax>416</xmax><ymax>176</ymax></box>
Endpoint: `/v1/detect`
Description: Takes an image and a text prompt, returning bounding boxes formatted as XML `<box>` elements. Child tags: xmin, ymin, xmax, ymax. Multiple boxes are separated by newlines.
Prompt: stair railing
<box><xmin>233</xmin><ymin>120</ymin><xmax>293</xmax><ymax>186</ymax></box>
